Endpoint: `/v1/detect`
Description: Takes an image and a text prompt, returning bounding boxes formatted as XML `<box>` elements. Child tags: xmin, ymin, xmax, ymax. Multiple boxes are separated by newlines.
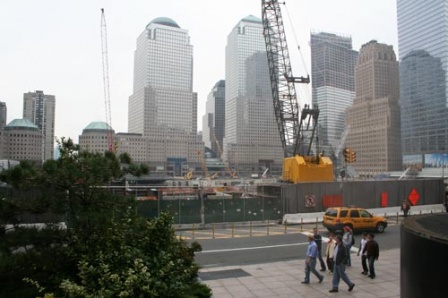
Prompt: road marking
<box><xmin>199</xmin><ymin>242</ymin><xmax>309</xmax><ymax>254</ymax></box>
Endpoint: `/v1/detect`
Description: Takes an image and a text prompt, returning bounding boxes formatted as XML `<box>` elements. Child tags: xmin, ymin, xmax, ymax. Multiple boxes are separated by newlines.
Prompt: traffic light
<box><xmin>351</xmin><ymin>151</ymin><xmax>356</xmax><ymax>162</ymax></box>
<box><xmin>343</xmin><ymin>148</ymin><xmax>351</xmax><ymax>162</ymax></box>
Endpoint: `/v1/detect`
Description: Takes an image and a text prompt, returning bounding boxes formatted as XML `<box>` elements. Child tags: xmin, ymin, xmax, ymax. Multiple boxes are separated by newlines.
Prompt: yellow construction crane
<box><xmin>262</xmin><ymin>1</ymin><xmax>333</xmax><ymax>182</ymax></box>
<box><xmin>214</xmin><ymin>134</ymin><xmax>237</xmax><ymax>179</ymax></box>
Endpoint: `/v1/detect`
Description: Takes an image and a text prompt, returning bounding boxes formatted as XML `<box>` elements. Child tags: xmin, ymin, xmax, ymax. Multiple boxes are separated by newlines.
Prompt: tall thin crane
<box><xmin>101</xmin><ymin>8</ymin><xmax>114</xmax><ymax>152</ymax></box>
<box><xmin>262</xmin><ymin>0</ymin><xmax>333</xmax><ymax>182</ymax></box>
<box><xmin>261</xmin><ymin>0</ymin><xmax>311</xmax><ymax>158</ymax></box>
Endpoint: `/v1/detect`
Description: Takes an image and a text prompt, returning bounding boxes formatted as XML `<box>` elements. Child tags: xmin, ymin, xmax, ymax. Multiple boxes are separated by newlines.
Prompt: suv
<box><xmin>323</xmin><ymin>207</ymin><xmax>387</xmax><ymax>233</ymax></box>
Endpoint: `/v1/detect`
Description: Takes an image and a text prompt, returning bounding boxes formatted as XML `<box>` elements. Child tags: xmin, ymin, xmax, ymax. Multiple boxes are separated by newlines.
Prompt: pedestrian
<box><xmin>444</xmin><ymin>196</ymin><xmax>448</xmax><ymax>213</ymax></box>
<box><xmin>313</xmin><ymin>227</ymin><xmax>327</xmax><ymax>272</ymax></box>
<box><xmin>329</xmin><ymin>235</ymin><xmax>355</xmax><ymax>293</ymax></box>
<box><xmin>362</xmin><ymin>233</ymin><xmax>379</xmax><ymax>279</ymax></box>
<box><xmin>342</xmin><ymin>226</ymin><xmax>353</xmax><ymax>266</ymax></box>
<box><xmin>325</xmin><ymin>233</ymin><xmax>336</xmax><ymax>274</ymax></box>
<box><xmin>301</xmin><ymin>234</ymin><xmax>324</xmax><ymax>284</ymax></box>
<box><xmin>357</xmin><ymin>232</ymin><xmax>369</xmax><ymax>275</ymax></box>
<box><xmin>401</xmin><ymin>200</ymin><xmax>411</xmax><ymax>217</ymax></box>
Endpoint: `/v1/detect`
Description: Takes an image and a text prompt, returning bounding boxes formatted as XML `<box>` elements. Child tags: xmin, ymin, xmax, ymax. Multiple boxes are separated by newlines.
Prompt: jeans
<box><xmin>304</xmin><ymin>258</ymin><xmax>323</xmax><ymax>282</ymax></box>
<box><xmin>368</xmin><ymin>256</ymin><xmax>376</xmax><ymax>277</ymax></box>
<box><xmin>346</xmin><ymin>245</ymin><xmax>352</xmax><ymax>266</ymax></box>
<box><xmin>332</xmin><ymin>263</ymin><xmax>353</xmax><ymax>289</ymax></box>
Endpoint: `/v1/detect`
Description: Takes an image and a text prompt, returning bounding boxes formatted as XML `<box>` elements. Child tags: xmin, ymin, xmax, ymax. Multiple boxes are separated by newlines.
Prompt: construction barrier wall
<box><xmin>282</xmin><ymin>179</ymin><xmax>445</xmax><ymax>214</ymax></box>
<box><xmin>137</xmin><ymin>196</ymin><xmax>283</xmax><ymax>225</ymax></box>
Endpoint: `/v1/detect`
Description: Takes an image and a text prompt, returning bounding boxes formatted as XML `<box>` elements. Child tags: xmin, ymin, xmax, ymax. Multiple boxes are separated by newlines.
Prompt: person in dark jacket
<box><xmin>362</xmin><ymin>233</ymin><xmax>380</xmax><ymax>279</ymax></box>
<box><xmin>313</xmin><ymin>228</ymin><xmax>327</xmax><ymax>272</ymax></box>
<box><xmin>329</xmin><ymin>235</ymin><xmax>355</xmax><ymax>293</ymax></box>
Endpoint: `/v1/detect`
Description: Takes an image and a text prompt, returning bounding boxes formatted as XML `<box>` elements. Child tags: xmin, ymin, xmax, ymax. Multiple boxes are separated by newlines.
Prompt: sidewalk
<box><xmin>199</xmin><ymin>248</ymin><xmax>400</xmax><ymax>298</ymax></box>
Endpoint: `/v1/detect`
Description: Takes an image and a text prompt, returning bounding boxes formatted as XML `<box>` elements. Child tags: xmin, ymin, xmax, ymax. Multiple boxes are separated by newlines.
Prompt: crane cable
<box><xmin>283</xmin><ymin>2</ymin><xmax>312</xmax><ymax>106</ymax></box>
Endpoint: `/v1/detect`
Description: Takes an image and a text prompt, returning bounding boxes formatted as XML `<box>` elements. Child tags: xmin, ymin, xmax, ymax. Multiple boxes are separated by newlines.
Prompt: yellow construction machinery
<box><xmin>262</xmin><ymin>0</ymin><xmax>333</xmax><ymax>183</ymax></box>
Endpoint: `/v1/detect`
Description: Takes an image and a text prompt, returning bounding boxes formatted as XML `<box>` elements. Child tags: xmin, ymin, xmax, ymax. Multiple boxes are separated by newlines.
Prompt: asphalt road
<box><xmin>194</xmin><ymin>224</ymin><xmax>401</xmax><ymax>268</ymax></box>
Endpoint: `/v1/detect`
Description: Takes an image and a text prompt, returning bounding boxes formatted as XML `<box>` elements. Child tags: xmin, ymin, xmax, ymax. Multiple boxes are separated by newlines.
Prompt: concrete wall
<box><xmin>283</xmin><ymin>179</ymin><xmax>444</xmax><ymax>213</ymax></box>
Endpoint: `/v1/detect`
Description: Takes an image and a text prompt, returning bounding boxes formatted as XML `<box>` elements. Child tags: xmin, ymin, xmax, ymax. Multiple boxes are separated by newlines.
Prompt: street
<box><xmin>192</xmin><ymin>224</ymin><xmax>401</xmax><ymax>268</ymax></box>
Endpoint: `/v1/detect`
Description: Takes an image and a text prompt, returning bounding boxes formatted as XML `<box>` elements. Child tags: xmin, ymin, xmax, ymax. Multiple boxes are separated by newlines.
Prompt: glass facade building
<box><xmin>310</xmin><ymin>32</ymin><xmax>358</xmax><ymax>157</ymax></box>
<box><xmin>23</xmin><ymin>91</ymin><xmax>55</xmax><ymax>161</ymax></box>
<box><xmin>223</xmin><ymin>15</ymin><xmax>283</xmax><ymax>177</ymax></box>
<box><xmin>128</xmin><ymin>17</ymin><xmax>202</xmax><ymax>176</ymax></box>
<box><xmin>397</xmin><ymin>0</ymin><xmax>448</xmax><ymax>167</ymax></box>
<box><xmin>202</xmin><ymin>80</ymin><xmax>225</xmax><ymax>157</ymax></box>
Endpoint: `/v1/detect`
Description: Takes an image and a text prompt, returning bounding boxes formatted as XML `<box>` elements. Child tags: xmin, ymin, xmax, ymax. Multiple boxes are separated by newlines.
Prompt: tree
<box><xmin>0</xmin><ymin>138</ymin><xmax>211</xmax><ymax>297</ymax></box>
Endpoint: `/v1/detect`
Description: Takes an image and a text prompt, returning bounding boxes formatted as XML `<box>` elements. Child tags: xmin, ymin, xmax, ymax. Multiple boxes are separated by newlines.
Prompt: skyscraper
<box><xmin>223</xmin><ymin>15</ymin><xmax>283</xmax><ymax>177</ymax></box>
<box><xmin>128</xmin><ymin>17</ymin><xmax>202</xmax><ymax>176</ymax></box>
<box><xmin>23</xmin><ymin>91</ymin><xmax>55</xmax><ymax>161</ymax></box>
<box><xmin>202</xmin><ymin>80</ymin><xmax>225</xmax><ymax>157</ymax></box>
<box><xmin>310</xmin><ymin>32</ymin><xmax>358</xmax><ymax>156</ymax></box>
<box><xmin>397</xmin><ymin>0</ymin><xmax>448</xmax><ymax>167</ymax></box>
<box><xmin>346</xmin><ymin>40</ymin><xmax>402</xmax><ymax>176</ymax></box>
<box><xmin>0</xmin><ymin>101</ymin><xmax>6</xmax><ymax>131</ymax></box>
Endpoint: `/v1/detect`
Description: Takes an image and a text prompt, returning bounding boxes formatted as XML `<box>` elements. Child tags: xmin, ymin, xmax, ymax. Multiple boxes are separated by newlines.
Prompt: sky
<box><xmin>0</xmin><ymin>0</ymin><xmax>398</xmax><ymax>143</ymax></box>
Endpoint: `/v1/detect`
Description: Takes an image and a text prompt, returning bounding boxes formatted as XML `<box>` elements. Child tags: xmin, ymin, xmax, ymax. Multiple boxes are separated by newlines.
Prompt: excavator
<box><xmin>262</xmin><ymin>0</ymin><xmax>333</xmax><ymax>183</ymax></box>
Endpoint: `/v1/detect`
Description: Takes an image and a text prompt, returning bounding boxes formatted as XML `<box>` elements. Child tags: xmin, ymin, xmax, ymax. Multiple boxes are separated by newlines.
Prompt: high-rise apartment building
<box><xmin>397</xmin><ymin>0</ymin><xmax>448</xmax><ymax>167</ymax></box>
<box><xmin>23</xmin><ymin>91</ymin><xmax>55</xmax><ymax>161</ymax></box>
<box><xmin>202</xmin><ymin>80</ymin><xmax>225</xmax><ymax>157</ymax></box>
<box><xmin>223</xmin><ymin>15</ymin><xmax>283</xmax><ymax>177</ymax></box>
<box><xmin>0</xmin><ymin>101</ymin><xmax>6</xmax><ymax>131</ymax></box>
<box><xmin>310</xmin><ymin>32</ymin><xmax>358</xmax><ymax>156</ymax></box>
<box><xmin>128</xmin><ymin>17</ymin><xmax>202</xmax><ymax>176</ymax></box>
<box><xmin>346</xmin><ymin>40</ymin><xmax>402</xmax><ymax>176</ymax></box>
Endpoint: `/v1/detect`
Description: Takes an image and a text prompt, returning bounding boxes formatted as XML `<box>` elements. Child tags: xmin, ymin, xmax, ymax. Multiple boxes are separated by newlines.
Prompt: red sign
<box><xmin>408</xmin><ymin>188</ymin><xmax>420</xmax><ymax>206</ymax></box>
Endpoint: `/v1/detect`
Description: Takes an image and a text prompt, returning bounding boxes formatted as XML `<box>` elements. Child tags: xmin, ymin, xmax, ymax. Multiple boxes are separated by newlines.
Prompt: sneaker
<box><xmin>329</xmin><ymin>288</ymin><xmax>338</xmax><ymax>293</ymax></box>
<box><xmin>348</xmin><ymin>283</ymin><xmax>355</xmax><ymax>292</ymax></box>
<box><xmin>301</xmin><ymin>281</ymin><xmax>309</xmax><ymax>284</ymax></box>
<box><xmin>361</xmin><ymin>271</ymin><xmax>368</xmax><ymax>275</ymax></box>
<box><xmin>369</xmin><ymin>275</ymin><xmax>376</xmax><ymax>279</ymax></box>
<box><xmin>319</xmin><ymin>276</ymin><xmax>324</xmax><ymax>283</ymax></box>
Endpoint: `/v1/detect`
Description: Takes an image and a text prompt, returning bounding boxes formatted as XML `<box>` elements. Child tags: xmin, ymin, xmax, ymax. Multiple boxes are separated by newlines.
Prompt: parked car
<box><xmin>323</xmin><ymin>207</ymin><xmax>388</xmax><ymax>233</ymax></box>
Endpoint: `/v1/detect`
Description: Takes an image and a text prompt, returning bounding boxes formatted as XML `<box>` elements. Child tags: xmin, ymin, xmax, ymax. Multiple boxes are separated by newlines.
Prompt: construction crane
<box><xmin>100</xmin><ymin>8</ymin><xmax>114</xmax><ymax>152</ymax></box>
<box><xmin>213</xmin><ymin>133</ymin><xmax>237</xmax><ymax>178</ymax></box>
<box><xmin>262</xmin><ymin>0</ymin><xmax>333</xmax><ymax>183</ymax></box>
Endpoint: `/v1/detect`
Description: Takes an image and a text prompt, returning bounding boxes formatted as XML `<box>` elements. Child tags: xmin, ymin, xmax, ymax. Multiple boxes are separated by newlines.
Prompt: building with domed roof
<box><xmin>0</xmin><ymin>118</ymin><xmax>43</xmax><ymax>163</ymax></box>
<box><xmin>127</xmin><ymin>16</ymin><xmax>203</xmax><ymax>176</ymax></box>
<box><xmin>79</xmin><ymin>121</ymin><xmax>148</xmax><ymax>162</ymax></box>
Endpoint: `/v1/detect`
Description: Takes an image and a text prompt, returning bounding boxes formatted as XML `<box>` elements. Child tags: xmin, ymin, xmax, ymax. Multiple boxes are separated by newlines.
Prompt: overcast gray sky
<box><xmin>0</xmin><ymin>0</ymin><xmax>397</xmax><ymax>143</ymax></box>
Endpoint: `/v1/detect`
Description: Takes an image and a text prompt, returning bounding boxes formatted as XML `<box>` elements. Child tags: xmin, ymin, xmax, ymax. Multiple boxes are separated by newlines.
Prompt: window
<box><xmin>339</xmin><ymin>210</ymin><xmax>348</xmax><ymax>217</ymax></box>
<box><xmin>350</xmin><ymin>210</ymin><xmax>360</xmax><ymax>218</ymax></box>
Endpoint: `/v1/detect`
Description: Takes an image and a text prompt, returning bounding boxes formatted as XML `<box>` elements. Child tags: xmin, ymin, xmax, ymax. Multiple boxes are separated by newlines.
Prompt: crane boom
<box><xmin>101</xmin><ymin>8</ymin><xmax>114</xmax><ymax>152</ymax></box>
<box><xmin>261</xmin><ymin>0</ymin><xmax>309</xmax><ymax>158</ymax></box>
<box><xmin>262</xmin><ymin>0</ymin><xmax>333</xmax><ymax>183</ymax></box>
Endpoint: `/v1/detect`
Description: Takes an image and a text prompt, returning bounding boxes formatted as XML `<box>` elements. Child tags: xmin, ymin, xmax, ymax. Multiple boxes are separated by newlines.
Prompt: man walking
<box><xmin>342</xmin><ymin>226</ymin><xmax>353</xmax><ymax>266</ymax></box>
<box><xmin>313</xmin><ymin>227</ymin><xmax>327</xmax><ymax>272</ymax></box>
<box><xmin>401</xmin><ymin>200</ymin><xmax>411</xmax><ymax>217</ymax></box>
<box><xmin>357</xmin><ymin>232</ymin><xmax>369</xmax><ymax>275</ymax></box>
<box><xmin>329</xmin><ymin>235</ymin><xmax>355</xmax><ymax>293</ymax></box>
<box><xmin>362</xmin><ymin>233</ymin><xmax>379</xmax><ymax>279</ymax></box>
<box><xmin>302</xmin><ymin>234</ymin><xmax>324</xmax><ymax>284</ymax></box>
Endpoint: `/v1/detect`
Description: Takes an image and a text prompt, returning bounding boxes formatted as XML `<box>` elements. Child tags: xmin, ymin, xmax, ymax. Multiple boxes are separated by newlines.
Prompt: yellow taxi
<box><xmin>323</xmin><ymin>207</ymin><xmax>387</xmax><ymax>233</ymax></box>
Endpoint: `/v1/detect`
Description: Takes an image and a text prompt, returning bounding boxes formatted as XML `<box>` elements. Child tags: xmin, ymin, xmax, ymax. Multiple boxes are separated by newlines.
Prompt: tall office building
<box><xmin>223</xmin><ymin>15</ymin><xmax>283</xmax><ymax>177</ymax></box>
<box><xmin>0</xmin><ymin>101</ymin><xmax>6</xmax><ymax>130</ymax></box>
<box><xmin>310</xmin><ymin>32</ymin><xmax>358</xmax><ymax>156</ymax></box>
<box><xmin>397</xmin><ymin>0</ymin><xmax>448</xmax><ymax>167</ymax></box>
<box><xmin>128</xmin><ymin>17</ymin><xmax>202</xmax><ymax>176</ymax></box>
<box><xmin>202</xmin><ymin>80</ymin><xmax>225</xmax><ymax>157</ymax></box>
<box><xmin>23</xmin><ymin>91</ymin><xmax>55</xmax><ymax>161</ymax></box>
<box><xmin>346</xmin><ymin>40</ymin><xmax>402</xmax><ymax>176</ymax></box>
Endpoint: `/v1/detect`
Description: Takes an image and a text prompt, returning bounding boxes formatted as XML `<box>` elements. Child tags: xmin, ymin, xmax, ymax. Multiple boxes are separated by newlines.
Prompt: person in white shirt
<box><xmin>325</xmin><ymin>233</ymin><xmax>336</xmax><ymax>273</ymax></box>
<box><xmin>357</xmin><ymin>232</ymin><xmax>369</xmax><ymax>275</ymax></box>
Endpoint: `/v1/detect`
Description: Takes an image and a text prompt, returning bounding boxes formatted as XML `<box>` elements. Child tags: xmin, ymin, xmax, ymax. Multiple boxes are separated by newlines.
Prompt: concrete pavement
<box><xmin>199</xmin><ymin>247</ymin><xmax>400</xmax><ymax>298</ymax></box>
